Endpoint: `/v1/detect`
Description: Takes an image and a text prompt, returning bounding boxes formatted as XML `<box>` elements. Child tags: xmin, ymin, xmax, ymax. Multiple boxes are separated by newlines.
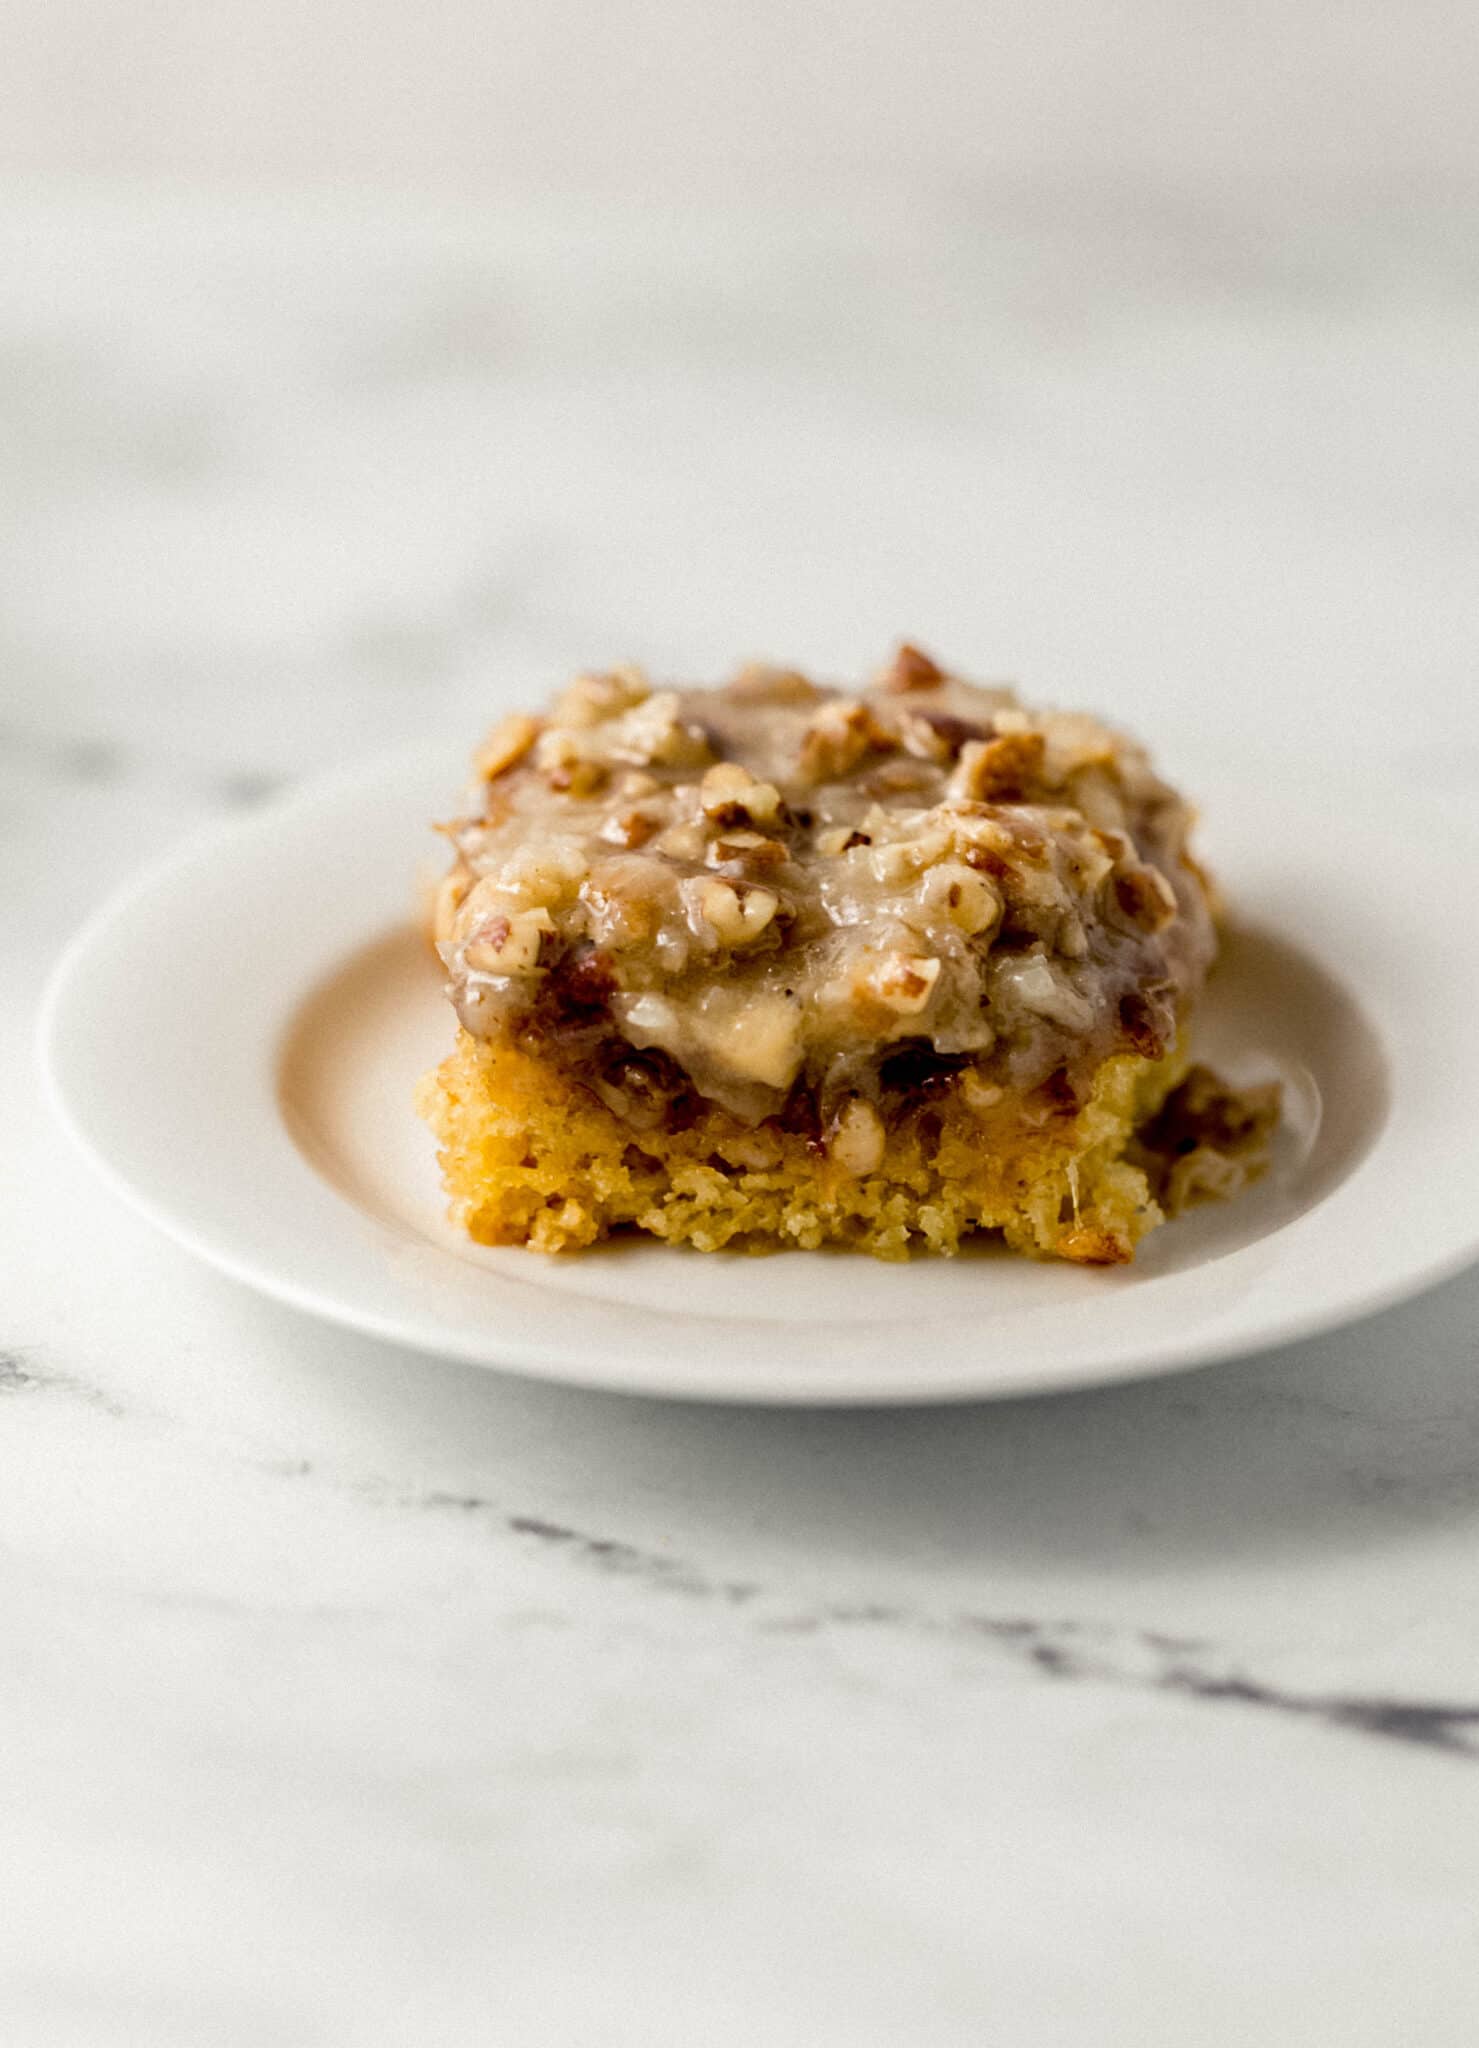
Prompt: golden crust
<box><xmin>416</xmin><ymin>1030</ymin><xmax>1188</xmax><ymax>1264</ymax></box>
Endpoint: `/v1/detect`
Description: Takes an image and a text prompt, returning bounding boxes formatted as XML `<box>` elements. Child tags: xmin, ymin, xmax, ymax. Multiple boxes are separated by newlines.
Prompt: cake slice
<box><xmin>418</xmin><ymin>646</ymin><xmax>1274</xmax><ymax>1262</ymax></box>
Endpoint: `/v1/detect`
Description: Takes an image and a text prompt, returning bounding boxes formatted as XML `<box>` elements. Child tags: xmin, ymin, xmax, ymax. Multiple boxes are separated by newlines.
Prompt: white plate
<box><xmin>39</xmin><ymin>739</ymin><xmax>1479</xmax><ymax>1404</ymax></box>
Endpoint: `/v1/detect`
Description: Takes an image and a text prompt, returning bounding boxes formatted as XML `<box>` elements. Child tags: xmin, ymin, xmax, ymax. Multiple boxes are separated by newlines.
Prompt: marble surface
<box><xmin>5</xmin><ymin>182</ymin><xmax>1479</xmax><ymax>2045</ymax></box>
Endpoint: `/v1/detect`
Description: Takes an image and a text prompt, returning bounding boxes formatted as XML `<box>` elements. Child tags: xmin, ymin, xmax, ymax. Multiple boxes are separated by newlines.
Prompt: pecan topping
<box><xmin>436</xmin><ymin>649</ymin><xmax>1217</xmax><ymax>1130</ymax></box>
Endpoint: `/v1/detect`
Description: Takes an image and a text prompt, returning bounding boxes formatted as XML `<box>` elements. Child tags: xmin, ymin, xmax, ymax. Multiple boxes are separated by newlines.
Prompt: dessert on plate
<box><xmin>418</xmin><ymin>646</ymin><xmax>1277</xmax><ymax>1262</ymax></box>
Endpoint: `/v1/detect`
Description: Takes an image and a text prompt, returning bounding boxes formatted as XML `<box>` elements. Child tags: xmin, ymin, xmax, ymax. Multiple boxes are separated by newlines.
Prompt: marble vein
<box><xmin>410</xmin><ymin>1491</ymin><xmax>1479</xmax><ymax>1761</ymax></box>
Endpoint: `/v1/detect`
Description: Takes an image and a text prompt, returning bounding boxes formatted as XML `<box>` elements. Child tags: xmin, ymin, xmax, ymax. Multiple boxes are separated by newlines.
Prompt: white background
<box><xmin>5</xmin><ymin>1</ymin><xmax>1479</xmax><ymax>192</ymax></box>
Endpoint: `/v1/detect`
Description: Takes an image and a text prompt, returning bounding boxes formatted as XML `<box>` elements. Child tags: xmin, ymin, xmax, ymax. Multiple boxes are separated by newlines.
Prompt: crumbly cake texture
<box><xmin>418</xmin><ymin>645</ymin><xmax>1277</xmax><ymax>1263</ymax></box>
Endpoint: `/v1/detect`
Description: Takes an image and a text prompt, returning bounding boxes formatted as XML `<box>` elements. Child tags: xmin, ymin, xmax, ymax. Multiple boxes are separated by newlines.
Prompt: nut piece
<box><xmin>897</xmin><ymin>708</ymin><xmax>993</xmax><ymax>762</ymax></box>
<box><xmin>797</xmin><ymin>698</ymin><xmax>895</xmax><ymax>783</ymax></box>
<box><xmin>700</xmin><ymin>760</ymin><xmax>752</xmax><ymax>807</ymax></box>
<box><xmin>958</xmin><ymin>1069</ymin><xmax>1005</xmax><ymax>1118</ymax></box>
<box><xmin>829</xmin><ymin>1096</ymin><xmax>886</xmax><ymax>1176</ymax></box>
<box><xmin>503</xmin><ymin>838</ymin><xmax>588</xmax><ymax>908</ymax></box>
<box><xmin>582</xmin><ymin>876</ymin><xmax>658</xmax><ymax>949</ymax></box>
<box><xmin>919</xmin><ymin>861</ymin><xmax>1000</xmax><ymax>936</ymax></box>
<box><xmin>463</xmin><ymin>906</ymin><xmax>556</xmax><ymax>975</ymax></box>
<box><xmin>432</xmin><ymin>865</ymin><xmax>472</xmax><ymax>945</ymax></box>
<box><xmin>1040</xmin><ymin>710</ymin><xmax>1118</xmax><ymax>777</ymax></box>
<box><xmin>862</xmin><ymin>952</ymin><xmax>942</xmax><ymax>1015</ymax></box>
<box><xmin>473</xmin><ymin>713</ymin><xmax>540</xmax><ymax>781</ymax></box>
<box><xmin>699</xmin><ymin>760</ymin><xmax>784</xmax><ymax>827</ymax></box>
<box><xmin>949</xmin><ymin>730</ymin><xmax>1046</xmax><ymax>803</ymax></box>
<box><xmin>894</xmin><ymin>710</ymin><xmax>954</xmax><ymax>763</ymax></box>
<box><xmin>553</xmin><ymin>666</ymin><xmax>650</xmax><ymax>729</ymax></box>
<box><xmin>653</xmin><ymin>822</ymin><xmax>706</xmax><ymax>863</ymax></box>
<box><xmin>606</xmin><ymin>690</ymin><xmax>713</xmax><ymax>769</ymax></box>
<box><xmin>816</xmin><ymin>824</ymin><xmax>872</xmax><ymax>857</ymax></box>
<box><xmin>706</xmin><ymin>829</ymin><xmax>788</xmax><ymax>870</ymax></box>
<box><xmin>1112</xmin><ymin>863</ymin><xmax>1178</xmax><ymax>933</ymax></box>
<box><xmin>1069</xmin><ymin>764</ymin><xmax>1128</xmax><ymax>833</ymax></box>
<box><xmin>452</xmin><ymin>874</ymin><xmax>513</xmax><ymax>941</ymax></box>
<box><xmin>697</xmin><ymin>878</ymin><xmax>780</xmax><ymax>948</ymax></box>
<box><xmin>534</xmin><ymin>727</ymin><xmax>608</xmax><ymax>797</ymax></box>
<box><xmin>871</xmin><ymin>827</ymin><xmax>951</xmax><ymax>888</ymax></box>
<box><xmin>599</xmin><ymin>809</ymin><xmax>658</xmax><ymax>849</ymax></box>
<box><xmin>877</xmin><ymin>642</ymin><xmax>946</xmax><ymax>692</ymax></box>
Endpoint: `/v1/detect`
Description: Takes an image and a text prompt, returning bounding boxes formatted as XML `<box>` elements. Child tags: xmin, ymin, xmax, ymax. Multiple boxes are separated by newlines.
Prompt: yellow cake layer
<box><xmin>417</xmin><ymin>1032</ymin><xmax>1187</xmax><ymax>1263</ymax></box>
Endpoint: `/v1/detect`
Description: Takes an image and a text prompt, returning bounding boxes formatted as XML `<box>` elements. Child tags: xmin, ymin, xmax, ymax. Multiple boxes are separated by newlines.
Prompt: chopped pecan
<box><xmin>699</xmin><ymin>759</ymin><xmax>784</xmax><ymax>827</ymax></box>
<box><xmin>463</xmin><ymin>907</ymin><xmax>555</xmax><ymax>975</ymax></box>
<box><xmin>553</xmin><ymin>667</ymin><xmax>650</xmax><ymax>729</ymax></box>
<box><xmin>696</xmin><ymin>878</ymin><xmax>780</xmax><ymax>947</ymax></box>
<box><xmin>432</xmin><ymin>865</ymin><xmax>472</xmax><ymax>946</ymax></box>
<box><xmin>473</xmin><ymin>713</ymin><xmax>540</xmax><ymax>781</ymax></box>
<box><xmin>861</xmin><ymin>952</ymin><xmax>941</xmax><ymax>1015</ymax></box>
<box><xmin>828</xmin><ymin>1097</ymin><xmax>886</xmax><ymax>1175</ymax></box>
<box><xmin>949</xmin><ymin>730</ymin><xmax>1046</xmax><ymax>803</ymax></box>
<box><xmin>1112</xmin><ymin>864</ymin><xmax>1178</xmax><ymax>933</ymax></box>
<box><xmin>706</xmin><ymin>830</ymin><xmax>788</xmax><ymax>870</ymax></box>
<box><xmin>919</xmin><ymin>862</ymin><xmax>1000</xmax><ymax>936</ymax></box>
<box><xmin>957</xmin><ymin>1068</ymin><xmax>1005</xmax><ymax>1117</ymax></box>
<box><xmin>798</xmin><ymin>699</ymin><xmax>895</xmax><ymax>783</ymax></box>
<box><xmin>878</xmin><ymin>642</ymin><xmax>946</xmax><ymax>692</ymax></box>
<box><xmin>898</xmin><ymin>708</ymin><xmax>994</xmax><ymax>761</ymax></box>
<box><xmin>599</xmin><ymin>809</ymin><xmax>658</xmax><ymax>848</ymax></box>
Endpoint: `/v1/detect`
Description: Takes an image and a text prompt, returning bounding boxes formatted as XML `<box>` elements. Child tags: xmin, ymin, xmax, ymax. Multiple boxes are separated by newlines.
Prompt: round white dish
<box><xmin>38</xmin><ymin>738</ymin><xmax>1478</xmax><ymax>1404</ymax></box>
